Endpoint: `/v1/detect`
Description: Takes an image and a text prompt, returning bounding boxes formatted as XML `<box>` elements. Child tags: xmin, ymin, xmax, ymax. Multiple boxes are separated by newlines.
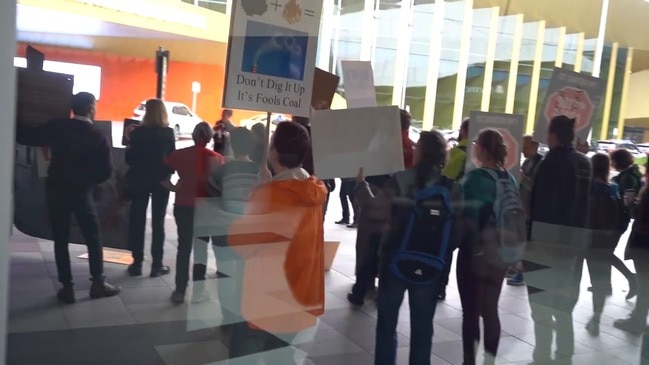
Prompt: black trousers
<box><xmin>174</xmin><ymin>206</ymin><xmax>210</xmax><ymax>294</ymax></box>
<box><xmin>46</xmin><ymin>181</ymin><xmax>104</xmax><ymax>286</ymax></box>
<box><xmin>127</xmin><ymin>183</ymin><xmax>170</xmax><ymax>268</ymax></box>
<box><xmin>339</xmin><ymin>178</ymin><xmax>358</xmax><ymax>222</ymax></box>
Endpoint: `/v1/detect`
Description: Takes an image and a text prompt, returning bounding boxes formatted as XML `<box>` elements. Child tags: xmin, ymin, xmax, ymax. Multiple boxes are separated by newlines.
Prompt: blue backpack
<box><xmin>481</xmin><ymin>168</ymin><xmax>527</xmax><ymax>266</ymax></box>
<box><xmin>388</xmin><ymin>175</ymin><xmax>455</xmax><ymax>285</ymax></box>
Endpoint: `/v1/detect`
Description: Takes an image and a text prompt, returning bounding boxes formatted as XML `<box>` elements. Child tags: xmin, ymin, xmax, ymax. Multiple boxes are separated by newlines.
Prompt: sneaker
<box><xmin>586</xmin><ymin>317</ymin><xmax>600</xmax><ymax>336</ymax></box>
<box><xmin>150</xmin><ymin>265</ymin><xmax>171</xmax><ymax>278</ymax></box>
<box><xmin>507</xmin><ymin>272</ymin><xmax>526</xmax><ymax>286</ymax></box>
<box><xmin>614</xmin><ymin>317</ymin><xmax>647</xmax><ymax>334</ymax></box>
<box><xmin>89</xmin><ymin>280</ymin><xmax>121</xmax><ymax>299</ymax></box>
<box><xmin>127</xmin><ymin>264</ymin><xmax>142</xmax><ymax>277</ymax></box>
<box><xmin>335</xmin><ymin>219</ymin><xmax>349</xmax><ymax>225</ymax></box>
<box><xmin>347</xmin><ymin>292</ymin><xmax>364</xmax><ymax>306</ymax></box>
<box><xmin>171</xmin><ymin>290</ymin><xmax>186</xmax><ymax>304</ymax></box>
<box><xmin>57</xmin><ymin>285</ymin><xmax>76</xmax><ymax>304</ymax></box>
<box><xmin>627</xmin><ymin>274</ymin><xmax>638</xmax><ymax>300</ymax></box>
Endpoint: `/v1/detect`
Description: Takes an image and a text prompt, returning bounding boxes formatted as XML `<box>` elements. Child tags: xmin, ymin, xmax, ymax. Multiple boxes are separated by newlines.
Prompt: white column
<box><xmin>391</xmin><ymin>0</ymin><xmax>414</xmax><ymax>107</ymax></box>
<box><xmin>592</xmin><ymin>0</ymin><xmax>610</xmax><ymax>77</ymax></box>
<box><xmin>422</xmin><ymin>0</ymin><xmax>446</xmax><ymax>130</ymax></box>
<box><xmin>0</xmin><ymin>0</ymin><xmax>17</xmax><ymax>361</ymax></box>
<box><xmin>480</xmin><ymin>6</ymin><xmax>499</xmax><ymax>112</ymax></box>
<box><xmin>331</xmin><ymin>0</ymin><xmax>342</xmax><ymax>73</ymax></box>
<box><xmin>317</xmin><ymin>0</ymin><xmax>335</xmax><ymax>71</ymax></box>
<box><xmin>360</xmin><ymin>0</ymin><xmax>376</xmax><ymax>61</ymax></box>
<box><xmin>451</xmin><ymin>0</ymin><xmax>474</xmax><ymax>129</ymax></box>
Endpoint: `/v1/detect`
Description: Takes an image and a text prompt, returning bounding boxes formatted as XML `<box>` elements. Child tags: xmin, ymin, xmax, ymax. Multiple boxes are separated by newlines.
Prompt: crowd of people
<box><xmin>16</xmin><ymin>92</ymin><xmax>649</xmax><ymax>365</ymax></box>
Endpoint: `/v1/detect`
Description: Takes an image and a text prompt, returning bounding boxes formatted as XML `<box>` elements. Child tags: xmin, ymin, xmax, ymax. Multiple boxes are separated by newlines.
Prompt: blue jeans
<box><xmin>375</xmin><ymin>271</ymin><xmax>440</xmax><ymax>365</ymax></box>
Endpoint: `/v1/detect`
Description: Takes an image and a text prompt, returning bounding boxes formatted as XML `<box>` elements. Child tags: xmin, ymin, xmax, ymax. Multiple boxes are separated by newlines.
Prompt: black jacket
<box><xmin>531</xmin><ymin>145</ymin><xmax>592</xmax><ymax>230</ymax></box>
<box><xmin>16</xmin><ymin>117</ymin><xmax>113</xmax><ymax>189</ymax></box>
<box><xmin>125</xmin><ymin>126</ymin><xmax>176</xmax><ymax>186</ymax></box>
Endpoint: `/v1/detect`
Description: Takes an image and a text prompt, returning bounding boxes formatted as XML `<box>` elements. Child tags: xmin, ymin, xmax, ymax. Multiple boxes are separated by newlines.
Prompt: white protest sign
<box><xmin>466</xmin><ymin>111</ymin><xmax>525</xmax><ymax>178</ymax></box>
<box><xmin>223</xmin><ymin>0</ymin><xmax>323</xmax><ymax>117</ymax></box>
<box><xmin>341</xmin><ymin>60</ymin><xmax>377</xmax><ymax>108</ymax></box>
<box><xmin>311</xmin><ymin>106</ymin><xmax>404</xmax><ymax>179</ymax></box>
<box><xmin>533</xmin><ymin>67</ymin><xmax>605</xmax><ymax>143</ymax></box>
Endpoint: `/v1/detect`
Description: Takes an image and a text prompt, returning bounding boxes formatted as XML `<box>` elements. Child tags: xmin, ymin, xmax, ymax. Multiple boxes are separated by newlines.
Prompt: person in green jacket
<box><xmin>438</xmin><ymin>117</ymin><xmax>469</xmax><ymax>300</ymax></box>
<box><xmin>442</xmin><ymin>118</ymin><xmax>470</xmax><ymax>181</ymax></box>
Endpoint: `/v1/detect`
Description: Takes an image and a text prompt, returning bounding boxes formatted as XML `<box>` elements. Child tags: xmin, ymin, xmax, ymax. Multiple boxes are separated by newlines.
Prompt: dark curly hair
<box><xmin>415</xmin><ymin>131</ymin><xmax>448</xmax><ymax>188</ymax></box>
<box><xmin>610</xmin><ymin>148</ymin><xmax>634</xmax><ymax>171</ymax></box>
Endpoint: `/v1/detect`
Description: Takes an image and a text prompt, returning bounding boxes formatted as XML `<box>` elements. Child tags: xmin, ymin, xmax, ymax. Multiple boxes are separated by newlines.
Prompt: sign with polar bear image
<box><xmin>223</xmin><ymin>0</ymin><xmax>323</xmax><ymax>117</ymax></box>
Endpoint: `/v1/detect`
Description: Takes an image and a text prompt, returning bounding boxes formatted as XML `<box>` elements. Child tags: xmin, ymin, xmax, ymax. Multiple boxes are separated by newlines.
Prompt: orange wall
<box><xmin>16</xmin><ymin>44</ymin><xmax>260</xmax><ymax>124</ymax></box>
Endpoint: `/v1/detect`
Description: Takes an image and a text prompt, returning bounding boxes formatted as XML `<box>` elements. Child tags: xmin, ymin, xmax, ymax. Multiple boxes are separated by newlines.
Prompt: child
<box><xmin>163</xmin><ymin>122</ymin><xmax>224</xmax><ymax>304</ymax></box>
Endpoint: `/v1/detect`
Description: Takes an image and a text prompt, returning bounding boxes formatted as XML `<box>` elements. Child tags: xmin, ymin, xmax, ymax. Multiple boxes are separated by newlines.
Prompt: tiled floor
<box><xmin>6</xmin><ymin>185</ymin><xmax>649</xmax><ymax>364</ymax></box>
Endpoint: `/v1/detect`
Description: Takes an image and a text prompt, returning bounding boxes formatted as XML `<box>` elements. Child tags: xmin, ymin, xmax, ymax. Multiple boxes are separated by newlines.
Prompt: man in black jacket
<box><xmin>527</xmin><ymin>115</ymin><xmax>591</xmax><ymax>364</ymax></box>
<box><xmin>17</xmin><ymin>92</ymin><xmax>121</xmax><ymax>304</ymax></box>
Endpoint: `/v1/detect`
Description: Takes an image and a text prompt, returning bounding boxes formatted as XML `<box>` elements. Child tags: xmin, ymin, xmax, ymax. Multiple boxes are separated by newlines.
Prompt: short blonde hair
<box><xmin>141</xmin><ymin>99</ymin><xmax>169</xmax><ymax>128</ymax></box>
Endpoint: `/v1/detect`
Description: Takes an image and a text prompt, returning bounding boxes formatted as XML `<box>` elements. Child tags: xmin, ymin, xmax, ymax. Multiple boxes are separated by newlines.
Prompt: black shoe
<box><xmin>335</xmin><ymin>219</ymin><xmax>349</xmax><ymax>225</ymax></box>
<box><xmin>57</xmin><ymin>285</ymin><xmax>76</xmax><ymax>304</ymax></box>
<box><xmin>150</xmin><ymin>265</ymin><xmax>171</xmax><ymax>278</ymax></box>
<box><xmin>438</xmin><ymin>285</ymin><xmax>447</xmax><ymax>300</ymax></box>
<box><xmin>347</xmin><ymin>222</ymin><xmax>358</xmax><ymax>229</ymax></box>
<box><xmin>127</xmin><ymin>264</ymin><xmax>142</xmax><ymax>277</ymax></box>
<box><xmin>347</xmin><ymin>292</ymin><xmax>364</xmax><ymax>306</ymax></box>
<box><xmin>89</xmin><ymin>280</ymin><xmax>121</xmax><ymax>299</ymax></box>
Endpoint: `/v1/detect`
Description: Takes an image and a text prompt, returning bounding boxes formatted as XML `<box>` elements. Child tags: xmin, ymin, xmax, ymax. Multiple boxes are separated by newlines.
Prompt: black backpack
<box><xmin>388</xmin><ymin>174</ymin><xmax>455</xmax><ymax>285</ymax></box>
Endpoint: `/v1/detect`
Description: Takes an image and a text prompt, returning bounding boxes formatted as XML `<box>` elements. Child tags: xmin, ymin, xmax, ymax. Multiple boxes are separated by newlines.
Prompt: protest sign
<box><xmin>223</xmin><ymin>0</ymin><xmax>323</xmax><ymax>117</ymax></box>
<box><xmin>311</xmin><ymin>106</ymin><xmax>404</xmax><ymax>179</ymax></box>
<box><xmin>341</xmin><ymin>60</ymin><xmax>377</xmax><ymax>108</ymax></box>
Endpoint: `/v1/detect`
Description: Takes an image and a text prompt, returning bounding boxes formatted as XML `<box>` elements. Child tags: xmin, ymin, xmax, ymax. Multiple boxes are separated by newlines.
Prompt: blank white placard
<box><xmin>310</xmin><ymin>106</ymin><xmax>404</xmax><ymax>179</ymax></box>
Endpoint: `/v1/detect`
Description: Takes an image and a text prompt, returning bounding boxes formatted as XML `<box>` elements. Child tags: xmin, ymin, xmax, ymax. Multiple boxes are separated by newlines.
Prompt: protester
<box><xmin>609</xmin><ymin>148</ymin><xmax>641</xmax><ymax>299</ymax></box>
<box><xmin>400</xmin><ymin>109</ymin><xmax>414</xmax><ymax>169</ymax></box>
<box><xmin>337</xmin><ymin>178</ymin><xmax>359</xmax><ymax>228</ymax></box>
<box><xmin>459</xmin><ymin>129</ymin><xmax>523</xmax><ymax>365</ymax></box>
<box><xmin>346</xmin><ymin>172</ymin><xmax>391</xmax><ymax>306</ymax></box>
<box><xmin>16</xmin><ymin>92</ymin><xmax>120</xmax><ymax>303</ymax></box>
<box><xmin>125</xmin><ymin>98</ymin><xmax>176</xmax><ymax>278</ymax></box>
<box><xmin>527</xmin><ymin>115</ymin><xmax>591</xmax><ymax>364</ymax></box>
<box><xmin>249</xmin><ymin>122</ymin><xmax>267</xmax><ymax>166</ymax></box>
<box><xmin>615</xmin><ymin>159</ymin><xmax>649</xmax><ymax>334</ymax></box>
<box><xmin>507</xmin><ymin>135</ymin><xmax>542</xmax><ymax>286</ymax></box>
<box><xmin>227</xmin><ymin>122</ymin><xmax>327</xmax><ymax>363</ymax></box>
<box><xmin>213</xmin><ymin>109</ymin><xmax>234</xmax><ymax>156</ymax></box>
<box><xmin>163</xmin><ymin>122</ymin><xmax>224</xmax><ymax>304</ymax></box>
<box><xmin>585</xmin><ymin>153</ymin><xmax>625</xmax><ymax>336</ymax></box>
<box><xmin>370</xmin><ymin>130</ymin><xmax>462</xmax><ymax>365</ymax></box>
<box><xmin>194</xmin><ymin>127</ymin><xmax>259</xmax><ymax>306</ymax></box>
<box><xmin>438</xmin><ymin>117</ymin><xmax>470</xmax><ymax>301</ymax></box>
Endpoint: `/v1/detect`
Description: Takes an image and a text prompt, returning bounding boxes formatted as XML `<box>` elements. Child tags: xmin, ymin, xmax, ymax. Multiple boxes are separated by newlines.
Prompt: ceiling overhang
<box><xmin>15</xmin><ymin>0</ymin><xmax>230</xmax><ymax>64</ymax></box>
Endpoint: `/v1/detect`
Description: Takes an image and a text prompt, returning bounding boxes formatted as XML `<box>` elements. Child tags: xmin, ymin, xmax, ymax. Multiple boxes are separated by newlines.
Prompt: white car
<box><xmin>590</xmin><ymin>140</ymin><xmax>645</xmax><ymax>159</ymax></box>
<box><xmin>132</xmin><ymin>101</ymin><xmax>203</xmax><ymax>138</ymax></box>
<box><xmin>239</xmin><ymin>113</ymin><xmax>291</xmax><ymax>133</ymax></box>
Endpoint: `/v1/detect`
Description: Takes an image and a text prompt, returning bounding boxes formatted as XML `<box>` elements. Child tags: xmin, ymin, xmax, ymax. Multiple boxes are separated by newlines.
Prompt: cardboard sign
<box><xmin>222</xmin><ymin>0</ymin><xmax>323</xmax><ymax>117</ymax></box>
<box><xmin>533</xmin><ymin>67</ymin><xmax>605</xmax><ymax>143</ymax></box>
<box><xmin>311</xmin><ymin>68</ymin><xmax>340</xmax><ymax>110</ymax></box>
<box><xmin>16</xmin><ymin>68</ymin><xmax>73</xmax><ymax>127</ymax></box>
<box><xmin>341</xmin><ymin>60</ymin><xmax>377</xmax><ymax>108</ymax></box>
<box><xmin>311</xmin><ymin>106</ymin><xmax>404</xmax><ymax>179</ymax></box>
<box><xmin>466</xmin><ymin>111</ymin><xmax>525</xmax><ymax>178</ymax></box>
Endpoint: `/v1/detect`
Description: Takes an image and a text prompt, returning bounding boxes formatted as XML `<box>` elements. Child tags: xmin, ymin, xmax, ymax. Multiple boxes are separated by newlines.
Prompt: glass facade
<box><xmin>315</xmin><ymin>0</ymin><xmax>631</xmax><ymax>132</ymax></box>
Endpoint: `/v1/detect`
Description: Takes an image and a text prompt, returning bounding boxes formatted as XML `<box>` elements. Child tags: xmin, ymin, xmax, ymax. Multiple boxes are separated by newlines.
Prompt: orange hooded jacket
<box><xmin>228</xmin><ymin>171</ymin><xmax>327</xmax><ymax>334</ymax></box>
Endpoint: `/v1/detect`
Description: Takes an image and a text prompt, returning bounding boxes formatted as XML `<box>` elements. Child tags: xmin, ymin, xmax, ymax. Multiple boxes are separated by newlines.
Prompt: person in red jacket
<box><xmin>227</xmin><ymin>121</ymin><xmax>327</xmax><ymax>364</ymax></box>
<box><xmin>400</xmin><ymin>109</ymin><xmax>415</xmax><ymax>169</ymax></box>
